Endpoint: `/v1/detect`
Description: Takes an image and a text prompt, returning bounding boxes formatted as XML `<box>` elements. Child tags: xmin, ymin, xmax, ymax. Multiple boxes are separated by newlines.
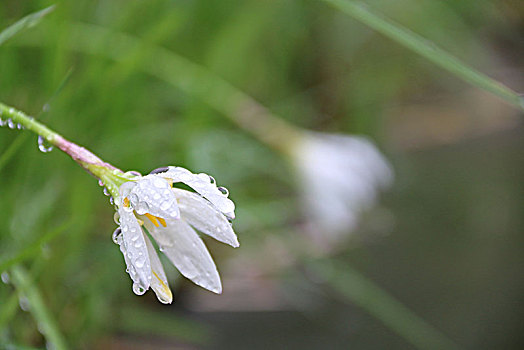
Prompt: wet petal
<box><xmin>117</xmin><ymin>207</ymin><xmax>151</xmax><ymax>292</ymax></box>
<box><xmin>157</xmin><ymin>166</ymin><xmax>235</xmax><ymax>219</ymax></box>
<box><xmin>143</xmin><ymin>218</ymin><xmax>222</xmax><ymax>294</ymax></box>
<box><xmin>173</xmin><ymin>188</ymin><xmax>239</xmax><ymax>248</ymax></box>
<box><xmin>144</xmin><ymin>233</ymin><xmax>172</xmax><ymax>304</ymax></box>
<box><xmin>123</xmin><ymin>175</ymin><xmax>180</xmax><ymax>220</ymax></box>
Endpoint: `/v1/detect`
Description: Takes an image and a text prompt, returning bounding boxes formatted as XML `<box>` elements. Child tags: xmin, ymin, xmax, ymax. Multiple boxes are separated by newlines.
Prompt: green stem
<box><xmin>10</xmin><ymin>266</ymin><xmax>68</xmax><ymax>350</ymax></box>
<box><xmin>0</xmin><ymin>102</ymin><xmax>128</xmax><ymax>199</ymax></box>
<box><xmin>0</xmin><ymin>103</ymin><xmax>60</xmax><ymax>144</ymax></box>
<box><xmin>320</xmin><ymin>0</ymin><xmax>524</xmax><ymax>111</ymax></box>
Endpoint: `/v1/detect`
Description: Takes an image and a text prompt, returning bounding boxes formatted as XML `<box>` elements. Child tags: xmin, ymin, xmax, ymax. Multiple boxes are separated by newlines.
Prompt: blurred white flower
<box><xmin>291</xmin><ymin>132</ymin><xmax>393</xmax><ymax>246</ymax></box>
<box><xmin>113</xmin><ymin>166</ymin><xmax>238</xmax><ymax>304</ymax></box>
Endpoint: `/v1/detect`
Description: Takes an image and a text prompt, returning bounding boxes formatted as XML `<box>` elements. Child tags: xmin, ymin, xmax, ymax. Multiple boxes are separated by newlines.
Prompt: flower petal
<box><xmin>143</xmin><ymin>218</ymin><xmax>222</xmax><ymax>294</ymax></box>
<box><xmin>173</xmin><ymin>188</ymin><xmax>239</xmax><ymax>248</ymax></box>
<box><xmin>121</xmin><ymin>175</ymin><xmax>180</xmax><ymax>220</ymax></box>
<box><xmin>158</xmin><ymin>166</ymin><xmax>235</xmax><ymax>219</ymax></box>
<box><xmin>143</xmin><ymin>233</ymin><xmax>172</xmax><ymax>304</ymax></box>
<box><xmin>117</xmin><ymin>207</ymin><xmax>151</xmax><ymax>293</ymax></box>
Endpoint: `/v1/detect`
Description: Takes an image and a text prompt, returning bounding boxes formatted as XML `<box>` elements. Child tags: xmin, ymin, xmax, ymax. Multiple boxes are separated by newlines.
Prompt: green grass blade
<box><xmin>311</xmin><ymin>260</ymin><xmax>461</xmax><ymax>350</ymax></box>
<box><xmin>320</xmin><ymin>0</ymin><xmax>524</xmax><ymax>111</ymax></box>
<box><xmin>10</xmin><ymin>266</ymin><xmax>67</xmax><ymax>350</ymax></box>
<box><xmin>16</xmin><ymin>23</ymin><xmax>303</xmax><ymax>152</ymax></box>
<box><xmin>0</xmin><ymin>293</ymin><xmax>19</xmax><ymax>330</ymax></box>
<box><xmin>0</xmin><ymin>68</ymin><xmax>73</xmax><ymax>174</ymax></box>
<box><xmin>0</xmin><ymin>220</ymin><xmax>73</xmax><ymax>272</ymax></box>
<box><xmin>0</xmin><ymin>5</ymin><xmax>56</xmax><ymax>46</ymax></box>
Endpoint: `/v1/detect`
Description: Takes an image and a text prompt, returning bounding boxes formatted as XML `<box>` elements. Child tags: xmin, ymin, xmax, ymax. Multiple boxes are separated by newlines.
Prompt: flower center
<box><xmin>123</xmin><ymin>197</ymin><xmax>167</xmax><ymax>228</ymax></box>
<box><xmin>144</xmin><ymin>213</ymin><xmax>167</xmax><ymax>228</ymax></box>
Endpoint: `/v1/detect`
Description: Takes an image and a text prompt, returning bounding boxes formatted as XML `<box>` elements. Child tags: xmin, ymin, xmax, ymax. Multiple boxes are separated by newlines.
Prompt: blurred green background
<box><xmin>0</xmin><ymin>0</ymin><xmax>523</xmax><ymax>349</ymax></box>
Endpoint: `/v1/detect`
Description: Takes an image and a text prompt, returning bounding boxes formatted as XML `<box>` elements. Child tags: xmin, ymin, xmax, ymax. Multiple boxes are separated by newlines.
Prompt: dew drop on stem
<box><xmin>37</xmin><ymin>135</ymin><xmax>54</xmax><ymax>153</ymax></box>
<box><xmin>1</xmin><ymin>271</ymin><xmax>10</xmax><ymax>284</ymax></box>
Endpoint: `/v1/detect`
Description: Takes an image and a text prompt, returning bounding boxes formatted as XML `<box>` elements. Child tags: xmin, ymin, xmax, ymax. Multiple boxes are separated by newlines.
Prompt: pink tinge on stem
<box><xmin>54</xmin><ymin>135</ymin><xmax>117</xmax><ymax>170</ymax></box>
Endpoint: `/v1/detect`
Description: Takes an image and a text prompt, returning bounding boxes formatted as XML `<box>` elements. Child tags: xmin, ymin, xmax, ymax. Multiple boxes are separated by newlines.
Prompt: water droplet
<box><xmin>112</xmin><ymin>227</ymin><xmax>122</xmax><ymax>244</ymax></box>
<box><xmin>7</xmin><ymin>119</ymin><xmax>15</xmax><ymax>129</ymax></box>
<box><xmin>132</xmin><ymin>282</ymin><xmax>147</xmax><ymax>295</ymax></box>
<box><xmin>149</xmin><ymin>166</ymin><xmax>169</xmax><ymax>175</ymax></box>
<box><xmin>127</xmin><ymin>170</ymin><xmax>142</xmax><ymax>177</ymax></box>
<box><xmin>1</xmin><ymin>271</ymin><xmax>10</xmax><ymax>284</ymax></box>
<box><xmin>98</xmin><ymin>179</ymin><xmax>104</xmax><ymax>186</ymax></box>
<box><xmin>46</xmin><ymin>340</ymin><xmax>56</xmax><ymax>350</ymax></box>
<box><xmin>103</xmin><ymin>187</ymin><xmax>110</xmax><ymax>196</ymax></box>
<box><xmin>160</xmin><ymin>201</ymin><xmax>171</xmax><ymax>211</ymax></box>
<box><xmin>156</xmin><ymin>293</ymin><xmax>171</xmax><ymax>304</ymax></box>
<box><xmin>37</xmin><ymin>135</ymin><xmax>54</xmax><ymax>153</ymax></box>
<box><xmin>208</xmin><ymin>175</ymin><xmax>216</xmax><ymax>184</ymax></box>
<box><xmin>218</xmin><ymin>187</ymin><xmax>229</xmax><ymax>196</ymax></box>
<box><xmin>135</xmin><ymin>256</ymin><xmax>146</xmax><ymax>268</ymax></box>
<box><xmin>113</xmin><ymin>212</ymin><xmax>121</xmax><ymax>224</ymax></box>
<box><xmin>136</xmin><ymin>201</ymin><xmax>150</xmax><ymax>215</ymax></box>
<box><xmin>109</xmin><ymin>196</ymin><xmax>114</xmax><ymax>205</ymax></box>
<box><xmin>19</xmin><ymin>296</ymin><xmax>30</xmax><ymax>311</ymax></box>
<box><xmin>17</xmin><ymin>123</ymin><xmax>24</xmax><ymax>130</ymax></box>
<box><xmin>129</xmin><ymin>193</ymin><xmax>139</xmax><ymax>207</ymax></box>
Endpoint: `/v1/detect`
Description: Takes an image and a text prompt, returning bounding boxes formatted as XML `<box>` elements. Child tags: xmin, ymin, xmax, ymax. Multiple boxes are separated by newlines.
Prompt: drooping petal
<box><xmin>117</xmin><ymin>207</ymin><xmax>152</xmax><ymax>293</ymax></box>
<box><xmin>143</xmin><ymin>218</ymin><xmax>222</xmax><ymax>294</ymax></box>
<box><xmin>157</xmin><ymin>166</ymin><xmax>235</xmax><ymax>219</ymax></box>
<box><xmin>143</xmin><ymin>233</ymin><xmax>172</xmax><ymax>304</ymax></box>
<box><xmin>172</xmin><ymin>188</ymin><xmax>239</xmax><ymax>248</ymax></box>
<box><xmin>121</xmin><ymin>175</ymin><xmax>180</xmax><ymax>220</ymax></box>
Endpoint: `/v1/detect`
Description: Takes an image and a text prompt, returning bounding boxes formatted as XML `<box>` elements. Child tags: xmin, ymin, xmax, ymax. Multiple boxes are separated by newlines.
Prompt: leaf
<box><xmin>319</xmin><ymin>0</ymin><xmax>524</xmax><ymax>111</ymax></box>
<box><xmin>10</xmin><ymin>266</ymin><xmax>68</xmax><ymax>350</ymax></box>
<box><xmin>0</xmin><ymin>5</ymin><xmax>56</xmax><ymax>47</ymax></box>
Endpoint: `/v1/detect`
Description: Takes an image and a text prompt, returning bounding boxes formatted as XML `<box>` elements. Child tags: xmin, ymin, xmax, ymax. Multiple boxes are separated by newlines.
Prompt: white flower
<box><xmin>112</xmin><ymin>166</ymin><xmax>238</xmax><ymax>304</ymax></box>
<box><xmin>291</xmin><ymin>132</ymin><xmax>393</xmax><ymax>245</ymax></box>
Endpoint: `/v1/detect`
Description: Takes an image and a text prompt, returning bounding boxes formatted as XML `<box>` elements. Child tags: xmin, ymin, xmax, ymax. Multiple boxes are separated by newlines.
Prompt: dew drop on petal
<box><xmin>112</xmin><ymin>227</ymin><xmax>122</xmax><ymax>244</ymax></box>
<box><xmin>160</xmin><ymin>200</ymin><xmax>172</xmax><ymax>211</ymax></box>
<box><xmin>157</xmin><ymin>293</ymin><xmax>171</xmax><ymax>304</ymax></box>
<box><xmin>135</xmin><ymin>201</ymin><xmax>150</xmax><ymax>215</ymax></box>
<box><xmin>114</xmin><ymin>212</ymin><xmax>121</xmax><ymax>224</ymax></box>
<box><xmin>218</xmin><ymin>186</ymin><xmax>229</xmax><ymax>196</ymax></box>
<box><xmin>149</xmin><ymin>166</ymin><xmax>169</xmax><ymax>175</ymax></box>
<box><xmin>37</xmin><ymin>135</ymin><xmax>54</xmax><ymax>153</ymax></box>
<box><xmin>1</xmin><ymin>271</ymin><xmax>10</xmax><ymax>284</ymax></box>
<box><xmin>135</xmin><ymin>256</ymin><xmax>146</xmax><ymax>268</ymax></box>
<box><xmin>132</xmin><ymin>282</ymin><xmax>147</xmax><ymax>295</ymax></box>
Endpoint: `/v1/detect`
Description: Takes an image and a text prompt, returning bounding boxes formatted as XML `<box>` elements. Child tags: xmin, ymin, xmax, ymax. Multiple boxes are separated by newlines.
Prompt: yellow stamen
<box><xmin>123</xmin><ymin>197</ymin><xmax>130</xmax><ymax>207</ymax></box>
<box><xmin>145</xmin><ymin>213</ymin><xmax>160</xmax><ymax>227</ymax></box>
<box><xmin>157</xmin><ymin>217</ymin><xmax>167</xmax><ymax>227</ymax></box>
